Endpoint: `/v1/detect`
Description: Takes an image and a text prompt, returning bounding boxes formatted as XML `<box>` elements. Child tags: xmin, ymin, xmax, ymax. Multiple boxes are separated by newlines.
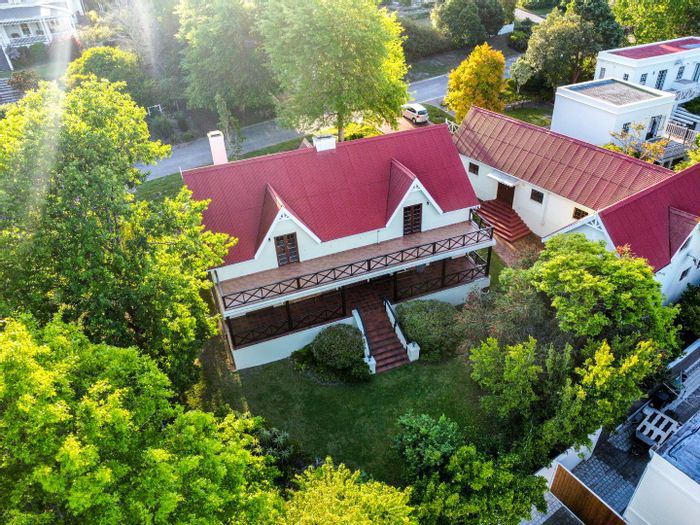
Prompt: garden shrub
<box><xmin>683</xmin><ymin>96</ymin><xmax>700</xmax><ymax>116</ymax></box>
<box><xmin>396</xmin><ymin>300</ymin><xmax>460</xmax><ymax>361</ymax></box>
<box><xmin>148</xmin><ymin>114</ymin><xmax>175</xmax><ymax>141</ymax></box>
<box><xmin>508</xmin><ymin>30</ymin><xmax>529</xmax><ymax>52</ymax></box>
<box><xmin>28</xmin><ymin>43</ymin><xmax>48</xmax><ymax>64</ymax></box>
<box><xmin>311</xmin><ymin>324</ymin><xmax>369</xmax><ymax>381</ymax></box>
<box><xmin>399</xmin><ymin>17</ymin><xmax>456</xmax><ymax>60</ymax></box>
<box><xmin>394</xmin><ymin>411</ymin><xmax>463</xmax><ymax>479</ymax></box>
<box><xmin>344</xmin><ymin>123</ymin><xmax>382</xmax><ymax>141</ymax></box>
<box><xmin>678</xmin><ymin>283</ymin><xmax>700</xmax><ymax>345</ymax></box>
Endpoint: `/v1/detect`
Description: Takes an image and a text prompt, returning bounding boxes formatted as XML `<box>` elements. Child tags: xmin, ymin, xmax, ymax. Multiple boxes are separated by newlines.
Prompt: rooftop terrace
<box><xmin>568</xmin><ymin>79</ymin><xmax>660</xmax><ymax>106</ymax></box>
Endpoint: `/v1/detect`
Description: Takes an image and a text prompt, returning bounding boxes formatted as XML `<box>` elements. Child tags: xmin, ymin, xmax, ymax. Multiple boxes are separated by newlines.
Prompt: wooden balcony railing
<box><xmin>221</xmin><ymin>220</ymin><xmax>493</xmax><ymax>310</ymax></box>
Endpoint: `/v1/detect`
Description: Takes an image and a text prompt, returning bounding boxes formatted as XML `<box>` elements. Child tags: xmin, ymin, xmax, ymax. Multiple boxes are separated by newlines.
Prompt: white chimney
<box><xmin>207</xmin><ymin>130</ymin><xmax>228</xmax><ymax>165</ymax></box>
<box><xmin>312</xmin><ymin>134</ymin><xmax>337</xmax><ymax>152</ymax></box>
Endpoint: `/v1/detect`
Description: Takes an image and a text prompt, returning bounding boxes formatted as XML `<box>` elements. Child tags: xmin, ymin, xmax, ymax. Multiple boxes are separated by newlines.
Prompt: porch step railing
<box><xmin>222</xmin><ymin>225</ymin><xmax>493</xmax><ymax>310</ymax></box>
<box><xmin>383</xmin><ymin>298</ymin><xmax>420</xmax><ymax>362</ymax></box>
<box><xmin>352</xmin><ymin>309</ymin><xmax>376</xmax><ymax>374</ymax></box>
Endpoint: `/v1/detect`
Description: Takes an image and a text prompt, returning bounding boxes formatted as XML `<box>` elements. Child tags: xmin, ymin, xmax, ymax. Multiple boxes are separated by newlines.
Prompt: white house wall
<box><xmin>460</xmin><ymin>155</ymin><xmax>595</xmax><ymax>238</ymax></box>
<box><xmin>214</xmin><ymin>187</ymin><xmax>472</xmax><ymax>283</ymax></box>
<box><xmin>624</xmin><ymin>453</ymin><xmax>700</xmax><ymax>525</ymax></box>
<box><xmin>656</xmin><ymin>225</ymin><xmax>700</xmax><ymax>303</ymax></box>
<box><xmin>596</xmin><ymin>53</ymin><xmax>700</xmax><ymax>93</ymax></box>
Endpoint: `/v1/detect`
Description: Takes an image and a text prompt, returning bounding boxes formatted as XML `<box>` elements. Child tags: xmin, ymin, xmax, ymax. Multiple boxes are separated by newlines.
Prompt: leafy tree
<box><xmin>500</xmin><ymin>0</ymin><xmax>517</xmax><ymax>23</ymax></box>
<box><xmin>0</xmin><ymin>79</ymin><xmax>233</xmax><ymax>391</ymax></box>
<box><xmin>445</xmin><ymin>42</ymin><xmax>505</xmax><ymax>121</ymax></box>
<box><xmin>394</xmin><ymin>412</ymin><xmax>463</xmax><ymax>479</ymax></box>
<box><xmin>604</xmin><ymin>122</ymin><xmax>670</xmax><ymax>163</ymax></box>
<box><xmin>258</xmin><ymin>0</ymin><xmax>408</xmax><ymax>141</ymax></box>
<box><xmin>7</xmin><ymin>70</ymin><xmax>39</xmax><ymax>92</ymax></box>
<box><xmin>509</xmin><ymin>58</ymin><xmax>535</xmax><ymax>92</ymax></box>
<box><xmin>0</xmin><ymin>318</ymin><xmax>283</xmax><ymax>524</ymax></box>
<box><xmin>565</xmin><ymin>0</ymin><xmax>624</xmax><ymax>50</ymax></box>
<box><xmin>475</xmin><ymin>0</ymin><xmax>506</xmax><ymax>38</ymax></box>
<box><xmin>519</xmin><ymin>8</ymin><xmax>601</xmax><ymax>87</ymax></box>
<box><xmin>432</xmin><ymin>0</ymin><xmax>487</xmax><ymax>47</ymax></box>
<box><xmin>177</xmin><ymin>0</ymin><xmax>275</xmax><ymax>116</ymax></box>
<box><xmin>283</xmin><ymin>459</ymin><xmax>417</xmax><ymax>524</ymax></box>
<box><xmin>531</xmin><ymin>234</ymin><xmax>680</xmax><ymax>353</ymax></box>
<box><xmin>415</xmin><ymin>445</ymin><xmax>547</xmax><ymax>525</ymax></box>
<box><xmin>470</xmin><ymin>337</ymin><xmax>543</xmax><ymax>419</ymax></box>
<box><xmin>66</xmin><ymin>46</ymin><xmax>154</xmax><ymax>106</ymax></box>
<box><xmin>678</xmin><ymin>283</ymin><xmax>700</xmax><ymax>344</ymax></box>
<box><xmin>613</xmin><ymin>0</ymin><xmax>700</xmax><ymax>44</ymax></box>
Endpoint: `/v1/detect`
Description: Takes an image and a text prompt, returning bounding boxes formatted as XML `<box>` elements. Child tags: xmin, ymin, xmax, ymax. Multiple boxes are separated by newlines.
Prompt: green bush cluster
<box><xmin>396</xmin><ymin>300</ymin><xmax>461</xmax><ymax>361</ymax></box>
<box><xmin>683</xmin><ymin>96</ymin><xmax>700</xmax><ymax>116</ymax></box>
<box><xmin>293</xmin><ymin>324</ymin><xmax>371</xmax><ymax>382</ymax></box>
<box><xmin>521</xmin><ymin>0</ymin><xmax>556</xmax><ymax>8</ymax></box>
<box><xmin>678</xmin><ymin>283</ymin><xmax>700</xmax><ymax>345</ymax></box>
<box><xmin>399</xmin><ymin>17</ymin><xmax>457</xmax><ymax>60</ymax></box>
<box><xmin>11</xmin><ymin>43</ymin><xmax>49</xmax><ymax>68</ymax></box>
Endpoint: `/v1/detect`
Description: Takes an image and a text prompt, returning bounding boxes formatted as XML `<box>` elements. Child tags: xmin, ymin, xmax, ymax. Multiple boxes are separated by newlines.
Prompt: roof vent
<box><xmin>312</xmin><ymin>134</ymin><xmax>337</xmax><ymax>152</ymax></box>
<box><xmin>207</xmin><ymin>130</ymin><xmax>228</xmax><ymax>165</ymax></box>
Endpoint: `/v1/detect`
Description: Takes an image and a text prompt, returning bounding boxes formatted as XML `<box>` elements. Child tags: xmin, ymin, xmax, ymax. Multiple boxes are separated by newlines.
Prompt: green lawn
<box><xmin>238</xmin><ymin>136</ymin><xmax>305</xmax><ymax>159</ymax></box>
<box><xmin>504</xmin><ymin>106</ymin><xmax>552</xmax><ymax>128</ymax></box>
<box><xmin>424</xmin><ymin>103</ymin><xmax>455</xmax><ymax>124</ymax></box>
<box><xmin>517</xmin><ymin>3</ymin><xmax>555</xmax><ymax>17</ymax></box>
<box><xmin>198</xmin><ymin>340</ymin><xmax>496</xmax><ymax>484</ymax></box>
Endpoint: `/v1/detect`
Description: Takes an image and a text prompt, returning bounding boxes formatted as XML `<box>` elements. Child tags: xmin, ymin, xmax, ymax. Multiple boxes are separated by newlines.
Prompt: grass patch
<box><xmin>199</xmin><ymin>340</ymin><xmax>496</xmax><ymax>484</ymax></box>
<box><xmin>482</xmin><ymin>248</ymin><xmax>507</xmax><ymax>290</ymax></box>
<box><xmin>517</xmin><ymin>3</ymin><xmax>555</xmax><ymax>17</ymax></box>
<box><xmin>424</xmin><ymin>103</ymin><xmax>455</xmax><ymax>124</ymax></box>
<box><xmin>504</xmin><ymin>106</ymin><xmax>552</xmax><ymax>128</ymax></box>
<box><xmin>135</xmin><ymin>173</ymin><xmax>184</xmax><ymax>202</ymax></box>
<box><xmin>238</xmin><ymin>136</ymin><xmax>305</xmax><ymax>160</ymax></box>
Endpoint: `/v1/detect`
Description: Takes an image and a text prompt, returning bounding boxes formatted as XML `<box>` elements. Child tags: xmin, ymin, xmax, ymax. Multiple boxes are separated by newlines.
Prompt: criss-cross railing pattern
<box><xmin>222</xmin><ymin>224</ymin><xmax>493</xmax><ymax>310</ymax></box>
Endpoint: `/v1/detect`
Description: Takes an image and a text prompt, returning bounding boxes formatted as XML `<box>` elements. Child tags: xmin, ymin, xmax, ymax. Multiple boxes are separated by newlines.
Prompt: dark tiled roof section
<box><xmin>453</xmin><ymin>107</ymin><xmax>673</xmax><ymax>210</ymax></box>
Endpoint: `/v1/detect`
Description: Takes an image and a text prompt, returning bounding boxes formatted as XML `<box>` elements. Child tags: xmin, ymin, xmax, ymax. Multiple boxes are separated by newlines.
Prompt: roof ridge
<box><xmin>467</xmin><ymin>106</ymin><xmax>673</xmax><ymax>175</ymax></box>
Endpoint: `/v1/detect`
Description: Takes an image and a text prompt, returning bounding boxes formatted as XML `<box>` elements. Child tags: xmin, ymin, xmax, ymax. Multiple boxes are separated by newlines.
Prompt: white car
<box><xmin>401</xmin><ymin>103</ymin><xmax>429</xmax><ymax>124</ymax></box>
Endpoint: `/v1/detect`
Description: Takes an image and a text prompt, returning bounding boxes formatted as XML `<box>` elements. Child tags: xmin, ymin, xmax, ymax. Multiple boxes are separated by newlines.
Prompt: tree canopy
<box><xmin>432</xmin><ymin>0</ymin><xmax>487</xmax><ymax>47</ymax></box>
<box><xmin>613</xmin><ymin>0</ymin><xmax>700</xmax><ymax>44</ymax></box>
<box><xmin>0</xmin><ymin>317</ymin><xmax>284</xmax><ymax>524</ymax></box>
<box><xmin>0</xmin><ymin>79</ymin><xmax>233</xmax><ymax>392</ymax></box>
<box><xmin>445</xmin><ymin>42</ymin><xmax>505</xmax><ymax>121</ymax></box>
<box><xmin>258</xmin><ymin>0</ymin><xmax>408</xmax><ymax>141</ymax></box>
<box><xmin>566</xmin><ymin>0</ymin><xmax>624</xmax><ymax>50</ymax></box>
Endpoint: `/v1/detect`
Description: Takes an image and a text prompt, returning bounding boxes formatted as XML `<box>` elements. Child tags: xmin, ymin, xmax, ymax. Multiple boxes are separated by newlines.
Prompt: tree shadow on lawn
<box><xmin>197</xmin><ymin>335</ymin><xmax>501</xmax><ymax>485</ymax></box>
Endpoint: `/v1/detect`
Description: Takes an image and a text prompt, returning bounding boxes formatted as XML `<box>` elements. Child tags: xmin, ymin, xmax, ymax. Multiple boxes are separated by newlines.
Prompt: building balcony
<box><xmin>218</xmin><ymin>215</ymin><xmax>494</xmax><ymax>314</ymax></box>
<box><xmin>670</xmin><ymin>79</ymin><xmax>700</xmax><ymax>104</ymax></box>
<box><xmin>227</xmin><ymin>252</ymin><xmax>490</xmax><ymax>348</ymax></box>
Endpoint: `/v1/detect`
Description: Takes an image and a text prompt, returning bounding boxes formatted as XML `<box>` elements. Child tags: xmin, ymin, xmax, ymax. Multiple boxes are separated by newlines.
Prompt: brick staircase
<box><xmin>0</xmin><ymin>47</ymin><xmax>11</xmax><ymax>73</ymax></box>
<box><xmin>477</xmin><ymin>199</ymin><xmax>531</xmax><ymax>243</ymax></box>
<box><xmin>356</xmin><ymin>295</ymin><xmax>410</xmax><ymax>374</ymax></box>
<box><xmin>0</xmin><ymin>78</ymin><xmax>22</xmax><ymax>106</ymax></box>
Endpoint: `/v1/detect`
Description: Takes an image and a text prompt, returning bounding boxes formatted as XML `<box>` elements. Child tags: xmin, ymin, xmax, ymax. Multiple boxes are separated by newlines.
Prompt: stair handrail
<box><xmin>470</xmin><ymin>208</ymin><xmax>494</xmax><ymax>231</ymax></box>
<box><xmin>382</xmin><ymin>298</ymin><xmax>420</xmax><ymax>362</ymax></box>
<box><xmin>352</xmin><ymin>308</ymin><xmax>376</xmax><ymax>374</ymax></box>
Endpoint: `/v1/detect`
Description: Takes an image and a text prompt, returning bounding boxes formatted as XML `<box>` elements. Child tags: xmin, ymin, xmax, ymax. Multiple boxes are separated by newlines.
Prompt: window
<box><xmin>599</xmin><ymin>67</ymin><xmax>606</xmax><ymax>79</ymax></box>
<box><xmin>530</xmin><ymin>189</ymin><xmax>544</xmax><ymax>204</ymax></box>
<box><xmin>468</xmin><ymin>162</ymin><xmax>479</xmax><ymax>175</ymax></box>
<box><xmin>680</xmin><ymin>267</ymin><xmax>691</xmax><ymax>281</ymax></box>
<box><xmin>403</xmin><ymin>204</ymin><xmax>422</xmax><ymax>235</ymax></box>
<box><xmin>694</xmin><ymin>63</ymin><xmax>700</xmax><ymax>82</ymax></box>
<box><xmin>640</xmin><ymin>73</ymin><xmax>648</xmax><ymax>85</ymax></box>
<box><xmin>623</xmin><ymin>73</ymin><xmax>629</xmax><ymax>81</ymax></box>
<box><xmin>573</xmin><ymin>208</ymin><xmax>588</xmax><ymax>220</ymax></box>
<box><xmin>274</xmin><ymin>233</ymin><xmax>299</xmax><ymax>266</ymax></box>
<box><xmin>656</xmin><ymin>69</ymin><xmax>668</xmax><ymax>90</ymax></box>
<box><xmin>622</xmin><ymin>122</ymin><xmax>631</xmax><ymax>134</ymax></box>
<box><xmin>677</xmin><ymin>66</ymin><xmax>686</xmax><ymax>80</ymax></box>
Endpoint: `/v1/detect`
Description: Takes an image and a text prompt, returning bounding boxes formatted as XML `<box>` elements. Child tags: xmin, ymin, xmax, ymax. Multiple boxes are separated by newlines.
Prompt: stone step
<box><xmin>478</xmin><ymin>199</ymin><xmax>531</xmax><ymax>243</ymax></box>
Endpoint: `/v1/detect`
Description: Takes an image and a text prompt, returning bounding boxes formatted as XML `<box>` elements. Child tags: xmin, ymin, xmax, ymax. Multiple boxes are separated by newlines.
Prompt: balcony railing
<box><xmin>221</xmin><ymin>221</ymin><xmax>493</xmax><ymax>310</ymax></box>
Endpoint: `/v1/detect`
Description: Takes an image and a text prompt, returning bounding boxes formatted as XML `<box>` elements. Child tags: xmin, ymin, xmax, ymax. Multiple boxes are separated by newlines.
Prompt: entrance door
<box><xmin>496</xmin><ymin>183</ymin><xmax>515</xmax><ymax>207</ymax></box>
<box><xmin>647</xmin><ymin>115</ymin><xmax>663</xmax><ymax>140</ymax></box>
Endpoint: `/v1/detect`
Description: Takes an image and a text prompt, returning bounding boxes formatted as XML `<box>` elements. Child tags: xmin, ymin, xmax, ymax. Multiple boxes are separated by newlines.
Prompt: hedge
<box><xmin>396</xmin><ymin>300</ymin><xmax>461</xmax><ymax>361</ymax></box>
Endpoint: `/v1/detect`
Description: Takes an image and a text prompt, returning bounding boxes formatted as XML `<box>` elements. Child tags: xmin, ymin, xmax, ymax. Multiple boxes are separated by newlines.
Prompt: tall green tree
<box><xmin>445</xmin><ymin>42</ymin><xmax>505</xmax><ymax>121</ymax></box>
<box><xmin>258</xmin><ymin>0</ymin><xmax>408</xmax><ymax>141</ymax></box>
<box><xmin>283</xmin><ymin>460</ymin><xmax>417</xmax><ymax>524</ymax></box>
<box><xmin>613</xmin><ymin>0</ymin><xmax>700</xmax><ymax>44</ymax></box>
<box><xmin>66</xmin><ymin>46</ymin><xmax>154</xmax><ymax>107</ymax></box>
<box><xmin>531</xmin><ymin>234</ymin><xmax>680</xmax><ymax>353</ymax></box>
<box><xmin>0</xmin><ymin>79</ymin><xmax>233</xmax><ymax>391</ymax></box>
<box><xmin>415</xmin><ymin>445</ymin><xmax>547</xmax><ymax>525</ymax></box>
<box><xmin>0</xmin><ymin>318</ymin><xmax>284</xmax><ymax>524</ymax></box>
<box><xmin>432</xmin><ymin>0</ymin><xmax>487</xmax><ymax>47</ymax></box>
<box><xmin>475</xmin><ymin>0</ymin><xmax>506</xmax><ymax>37</ymax></box>
<box><xmin>516</xmin><ymin>8</ymin><xmax>602</xmax><ymax>87</ymax></box>
<box><xmin>566</xmin><ymin>0</ymin><xmax>624</xmax><ymax>50</ymax></box>
<box><xmin>177</xmin><ymin>0</ymin><xmax>275</xmax><ymax>117</ymax></box>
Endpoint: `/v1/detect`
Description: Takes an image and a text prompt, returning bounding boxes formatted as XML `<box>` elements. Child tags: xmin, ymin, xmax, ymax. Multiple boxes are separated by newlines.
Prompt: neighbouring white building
<box><xmin>183</xmin><ymin>126</ymin><xmax>495</xmax><ymax>372</ymax></box>
<box><xmin>551</xmin><ymin>79</ymin><xmax>676</xmax><ymax>146</ymax></box>
<box><xmin>624</xmin><ymin>410</ymin><xmax>700</xmax><ymax>525</ymax></box>
<box><xmin>596</xmin><ymin>37</ymin><xmax>700</xmax><ymax>105</ymax></box>
<box><xmin>0</xmin><ymin>0</ymin><xmax>83</xmax><ymax>71</ymax></box>
<box><xmin>452</xmin><ymin>107</ymin><xmax>674</xmax><ymax>243</ymax></box>
<box><xmin>554</xmin><ymin>162</ymin><xmax>700</xmax><ymax>304</ymax></box>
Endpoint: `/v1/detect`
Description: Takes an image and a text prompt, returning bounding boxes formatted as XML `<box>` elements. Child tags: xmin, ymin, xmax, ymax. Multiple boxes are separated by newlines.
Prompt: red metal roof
<box><xmin>183</xmin><ymin>125</ymin><xmax>479</xmax><ymax>265</ymax></box>
<box><xmin>600</xmin><ymin>164</ymin><xmax>700</xmax><ymax>270</ymax></box>
<box><xmin>454</xmin><ymin>107</ymin><xmax>673</xmax><ymax>210</ymax></box>
<box><xmin>611</xmin><ymin>38</ymin><xmax>700</xmax><ymax>60</ymax></box>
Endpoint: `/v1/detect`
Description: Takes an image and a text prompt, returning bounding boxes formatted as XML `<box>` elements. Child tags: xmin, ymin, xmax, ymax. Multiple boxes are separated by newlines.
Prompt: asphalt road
<box><xmin>139</xmin><ymin>54</ymin><xmax>522</xmax><ymax>180</ymax></box>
